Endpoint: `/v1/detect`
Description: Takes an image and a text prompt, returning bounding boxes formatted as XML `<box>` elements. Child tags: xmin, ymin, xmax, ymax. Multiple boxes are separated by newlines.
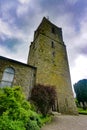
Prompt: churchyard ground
<box><xmin>41</xmin><ymin>114</ymin><xmax>87</xmax><ymax>130</ymax></box>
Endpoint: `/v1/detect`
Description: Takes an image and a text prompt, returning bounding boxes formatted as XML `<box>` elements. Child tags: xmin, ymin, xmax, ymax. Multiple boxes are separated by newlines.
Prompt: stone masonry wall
<box><xmin>0</xmin><ymin>56</ymin><xmax>36</xmax><ymax>99</ymax></box>
<box><xmin>28</xmin><ymin>17</ymin><xmax>78</xmax><ymax>114</ymax></box>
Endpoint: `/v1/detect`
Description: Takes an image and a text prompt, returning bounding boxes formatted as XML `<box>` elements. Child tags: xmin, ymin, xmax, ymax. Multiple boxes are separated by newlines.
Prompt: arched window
<box><xmin>0</xmin><ymin>67</ymin><xmax>15</xmax><ymax>87</ymax></box>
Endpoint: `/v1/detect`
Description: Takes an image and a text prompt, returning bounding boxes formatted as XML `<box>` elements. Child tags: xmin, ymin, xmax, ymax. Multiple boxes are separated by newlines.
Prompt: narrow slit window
<box><xmin>51</xmin><ymin>41</ymin><xmax>55</xmax><ymax>48</ymax></box>
<box><xmin>52</xmin><ymin>51</ymin><xmax>55</xmax><ymax>57</ymax></box>
<box><xmin>52</xmin><ymin>27</ymin><xmax>55</xmax><ymax>34</ymax></box>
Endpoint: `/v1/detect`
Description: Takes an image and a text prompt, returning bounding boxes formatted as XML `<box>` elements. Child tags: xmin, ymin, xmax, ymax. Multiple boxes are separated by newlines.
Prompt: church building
<box><xmin>0</xmin><ymin>17</ymin><xmax>77</xmax><ymax>114</ymax></box>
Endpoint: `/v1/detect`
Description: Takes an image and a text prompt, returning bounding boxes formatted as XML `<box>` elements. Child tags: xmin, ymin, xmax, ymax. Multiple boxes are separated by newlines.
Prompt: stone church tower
<box><xmin>27</xmin><ymin>17</ymin><xmax>77</xmax><ymax>114</ymax></box>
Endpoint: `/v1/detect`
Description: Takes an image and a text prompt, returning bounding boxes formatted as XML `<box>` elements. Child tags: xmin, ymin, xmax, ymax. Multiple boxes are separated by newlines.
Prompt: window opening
<box><xmin>0</xmin><ymin>67</ymin><xmax>15</xmax><ymax>87</ymax></box>
<box><xmin>51</xmin><ymin>41</ymin><xmax>55</xmax><ymax>48</ymax></box>
<box><xmin>52</xmin><ymin>51</ymin><xmax>55</xmax><ymax>57</ymax></box>
<box><xmin>52</xmin><ymin>27</ymin><xmax>55</xmax><ymax>34</ymax></box>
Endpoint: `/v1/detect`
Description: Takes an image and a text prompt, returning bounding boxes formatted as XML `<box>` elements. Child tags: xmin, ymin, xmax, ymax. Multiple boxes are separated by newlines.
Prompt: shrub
<box><xmin>40</xmin><ymin>115</ymin><xmax>52</xmax><ymax>124</ymax></box>
<box><xmin>26</xmin><ymin>120</ymin><xmax>40</xmax><ymax>130</ymax></box>
<box><xmin>31</xmin><ymin>84</ymin><xmax>57</xmax><ymax>116</ymax></box>
<box><xmin>0</xmin><ymin>115</ymin><xmax>25</xmax><ymax>130</ymax></box>
<box><xmin>0</xmin><ymin>86</ymin><xmax>30</xmax><ymax>122</ymax></box>
<box><xmin>0</xmin><ymin>86</ymin><xmax>41</xmax><ymax>130</ymax></box>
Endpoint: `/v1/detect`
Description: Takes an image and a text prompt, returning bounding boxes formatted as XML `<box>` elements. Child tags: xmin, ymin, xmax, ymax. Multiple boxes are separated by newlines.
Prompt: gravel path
<box><xmin>41</xmin><ymin>115</ymin><xmax>87</xmax><ymax>130</ymax></box>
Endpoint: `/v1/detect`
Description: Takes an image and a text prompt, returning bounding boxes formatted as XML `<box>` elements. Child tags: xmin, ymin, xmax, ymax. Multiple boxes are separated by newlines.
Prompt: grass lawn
<box><xmin>78</xmin><ymin>108</ymin><xmax>87</xmax><ymax>115</ymax></box>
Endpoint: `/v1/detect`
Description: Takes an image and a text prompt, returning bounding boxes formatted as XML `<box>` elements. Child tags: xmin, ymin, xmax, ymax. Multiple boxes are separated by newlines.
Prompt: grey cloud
<box><xmin>78</xmin><ymin>46</ymin><xmax>87</xmax><ymax>55</ymax></box>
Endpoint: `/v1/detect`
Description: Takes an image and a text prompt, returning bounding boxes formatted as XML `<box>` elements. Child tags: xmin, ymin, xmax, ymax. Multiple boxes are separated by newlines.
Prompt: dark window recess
<box><xmin>34</xmin><ymin>74</ymin><xmax>36</xmax><ymax>77</ymax></box>
<box><xmin>52</xmin><ymin>27</ymin><xmax>55</xmax><ymax>34</ymax></box>
<box><xmin>51</xmin><ymin>41</ymin><xmax>55</xmax><ymax>48</ymax></box>
<box><xmin>52</xmin><ymin>51</ymin><xmax>55</xmax><ymax>57</ymax></box>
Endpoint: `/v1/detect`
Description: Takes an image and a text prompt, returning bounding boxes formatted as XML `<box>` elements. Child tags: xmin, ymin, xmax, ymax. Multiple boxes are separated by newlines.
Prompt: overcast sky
<box><xmin>0</xmin><ymin>0</ymin><xmax>87</xmax><ymax>86</ymax></box>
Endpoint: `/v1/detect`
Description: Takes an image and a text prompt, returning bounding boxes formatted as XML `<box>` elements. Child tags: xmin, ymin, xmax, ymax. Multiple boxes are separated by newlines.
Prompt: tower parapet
<box><xmin>34</xmin><ymin>17</ymin><xmax>64</xmax><ymax>44</ymax></box>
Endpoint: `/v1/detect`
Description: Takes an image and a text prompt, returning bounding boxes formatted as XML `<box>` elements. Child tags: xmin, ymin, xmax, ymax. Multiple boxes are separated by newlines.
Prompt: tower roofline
<box><xmin>35</xmin><ymin>17</ymin><xmax>62</xmax><ymax>32</ymax></box>
<box><xmin>43</xmin><ymin>17</ymin><xmax>62</xmax><ymax>29</ymax></box>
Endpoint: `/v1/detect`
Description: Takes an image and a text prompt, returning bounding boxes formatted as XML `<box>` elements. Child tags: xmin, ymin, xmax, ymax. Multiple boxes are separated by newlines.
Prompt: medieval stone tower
<box><xmin>27</xmin><ymin>17</ymin><xmax>77</xmax><ymax>114</ymax></box>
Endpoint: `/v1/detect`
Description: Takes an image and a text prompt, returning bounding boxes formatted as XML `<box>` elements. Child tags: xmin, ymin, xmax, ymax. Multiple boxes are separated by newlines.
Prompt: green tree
<box><xmin>74</xmin><ymin>79</ymin><xmax>87</xmax><ymax>109</ymax></box>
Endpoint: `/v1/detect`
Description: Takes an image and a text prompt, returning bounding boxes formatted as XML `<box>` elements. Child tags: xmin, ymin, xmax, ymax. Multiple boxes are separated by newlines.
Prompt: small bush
<box><xmin>26</xmin><ymin>120</ymin><xmax>40</xmax><ymax>130</ymax></box>
<box><xmin>0</xmin><ymin>115</ymin><xmax>25</xmax><ymax>130</ymax></box>
<box><xmin>0</xmin><ymin>86</ymin><xmax>42</xmax><ymax>130</ymax></box>
<box><xmin>40</xmin><ymin>115</ymin><xmax>52</xmax><ymax>124</ymax></box>
<box><xmin>31</xmin><ymin>84</ymin><xmax>57</xmax><ymax>116</ymax></box>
